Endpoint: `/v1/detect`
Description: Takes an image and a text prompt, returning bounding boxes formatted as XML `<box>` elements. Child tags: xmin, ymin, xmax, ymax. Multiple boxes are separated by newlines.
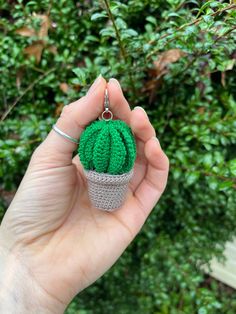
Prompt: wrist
<box><xmin>0</xmin><ymin>232</ymin><xmax>65</xmax><ymax>314</ymax></box>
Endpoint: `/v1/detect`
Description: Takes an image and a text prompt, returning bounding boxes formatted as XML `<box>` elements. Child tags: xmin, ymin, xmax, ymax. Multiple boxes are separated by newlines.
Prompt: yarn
<box><xmin>78</xmin><ymin>120</ymin><xmax>136</xmax><ymax>175</ymax></box>
<box><xmin>85</xmin><ymin>169</ymin><xmax>133</xmax><ymax>210</ymax></box>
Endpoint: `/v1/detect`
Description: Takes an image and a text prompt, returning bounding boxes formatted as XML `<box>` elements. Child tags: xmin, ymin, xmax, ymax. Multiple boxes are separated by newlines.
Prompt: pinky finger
<box><xmin>134</xmin><ymin>137</ymin><xmax>169</xmax><ymax>216</ymax></box>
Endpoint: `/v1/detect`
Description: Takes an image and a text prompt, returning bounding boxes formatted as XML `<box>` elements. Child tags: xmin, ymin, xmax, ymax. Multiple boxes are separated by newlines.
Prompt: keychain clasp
<box><xmin>101</xmin><ymin>88</ymin><xmax>113</xmax><ymax>121</ymax></box>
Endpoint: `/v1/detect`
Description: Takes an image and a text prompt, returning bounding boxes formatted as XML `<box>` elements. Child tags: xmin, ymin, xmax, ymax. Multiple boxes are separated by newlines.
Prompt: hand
<box><xmin>0</xmin><ymin>77</ymin><xmax>169</xmax><ymax>313</ymax></box>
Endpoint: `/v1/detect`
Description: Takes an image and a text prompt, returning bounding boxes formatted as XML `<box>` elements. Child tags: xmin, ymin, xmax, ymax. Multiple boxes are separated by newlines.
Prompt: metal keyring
<box><xmin>101</xmin><ymin>110</ymin><xmax>113</xmax><ymax>121</ymax></box>
<box><xmin>100</xmin><ymin>88</ymin><xmax>113</xmax><ymax>121</ymax></box>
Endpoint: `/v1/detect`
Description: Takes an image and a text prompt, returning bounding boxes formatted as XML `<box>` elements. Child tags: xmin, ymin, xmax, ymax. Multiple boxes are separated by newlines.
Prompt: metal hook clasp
<box><xmin>101</xmin><ymin>88</ymin><xmax>113</xmax><ymax>121</ymax></box>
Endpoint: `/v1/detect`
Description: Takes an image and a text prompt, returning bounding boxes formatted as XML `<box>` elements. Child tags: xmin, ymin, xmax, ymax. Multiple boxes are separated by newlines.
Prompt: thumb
<box><xmin>32</xmin><ymin>76</ymin><xmax>107</xmax><ymax>168</ymax></box>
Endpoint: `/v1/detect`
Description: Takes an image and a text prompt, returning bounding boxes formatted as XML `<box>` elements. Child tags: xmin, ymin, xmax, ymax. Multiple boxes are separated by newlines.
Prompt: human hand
<box><xmin>0</xmin><ymin>77</ymin><xmax>169</xmax><ymax>313</ymax></box>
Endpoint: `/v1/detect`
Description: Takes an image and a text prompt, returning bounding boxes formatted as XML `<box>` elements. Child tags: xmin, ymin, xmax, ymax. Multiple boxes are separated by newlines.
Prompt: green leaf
<box><xmin>229</xmin><ymin>159</ymin><xmax>236</xmax><ymax>176</ymax></box>
<box><xmin>99</xmin><ymin>28</ymin><xmax>115</xmax><ymax>38</ymax></box>
<box><xmin>202</xmin><ymin>153</ymin><xmax>213</xmax><ymax>167</ymax></box>
<box><xmin>91</xmin><ymin>12</ymin><xmax>107</xmax><ymax>21</ymax></box>
<box><xmin>146</xmin><ymin>16</ymin><xmax>157</xmax><ymax>25</ymax></box>
<box><xmin>167</xmin><ymin>12</ymin><xmax>182</xmax><ymax>19</ymax></box>
<box><xmin>186</xmin><ymin>171</ymin><xmax>200</xmax><ymax>185</ymax></box>
<box><xmin>124</xmin><ymin>29</ymin><xmax>138</xmax><ymax>37</ymax></box>
<box><xmin>115</xmin><ymin>17</ymin><xmax>127</xmax><ymax>29</ymax></box>
<box><xmin>70</xmin><ymin>78</ymin><xmax>81</xmax><ymax>85</ymax></box>
<box><xmin>198</xmin><ymin>308</ymin><xmax>207</xmax><ymax>314</ymax></box>
<box><xmin>173</xmin><ymin>168</ymin><xmax>182</xmax><ymax>179</ymax></box>
<box><xmin>202</xmin><ymin>14</ymin><xmax>213</xmax><ymax>23</ymax></box>
<box><xmin>196</xmin><ymin>1</ymin><xmax>222</xmax><ymax>17</ymax></box>
<box><xmin>184</xmin><ymin>25</ymin><xmax>198</xmax><ymax>35</ymax></box>
<box><xmin>72</xmin><ymin>68</ymin><xmax>87</xmax><ymax>85</ymax></box>
<box><xmin>219</xmin><ymin>180</ymin><xmax>234</xmax><ymax>191</ymax></box>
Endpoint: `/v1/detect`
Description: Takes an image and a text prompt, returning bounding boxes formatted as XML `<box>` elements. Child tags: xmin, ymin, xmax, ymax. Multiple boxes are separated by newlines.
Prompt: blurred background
<box><xmin>0</xmin><ymin>0</ymin><xmax>236</xmax><ymax>313</ymax></box>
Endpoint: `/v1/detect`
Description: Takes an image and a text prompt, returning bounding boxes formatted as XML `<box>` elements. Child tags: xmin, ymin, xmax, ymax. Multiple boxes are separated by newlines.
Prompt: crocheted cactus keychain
<box><xmin>78</xmin><ymin>89</ymin><xmax>137</xmax><ymax>211</ymax></box>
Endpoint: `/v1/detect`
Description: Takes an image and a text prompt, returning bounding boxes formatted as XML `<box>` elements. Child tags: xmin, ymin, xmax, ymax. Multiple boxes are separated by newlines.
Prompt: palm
<box><xmin>1</xmin><ymin>78</ymin><xmax>169</xmax><ymax>310</ymax></box>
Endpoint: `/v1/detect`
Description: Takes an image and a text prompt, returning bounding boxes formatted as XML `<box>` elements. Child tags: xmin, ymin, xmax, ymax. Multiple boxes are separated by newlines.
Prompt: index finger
<box><xmin>107</xmin><ymin>78</ymin><xmax>132</xmax><ymax>124</ymax></box>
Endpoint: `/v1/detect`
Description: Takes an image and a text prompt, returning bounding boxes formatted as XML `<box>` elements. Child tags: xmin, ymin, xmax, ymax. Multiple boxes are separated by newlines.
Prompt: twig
<box><xmin>46</xmin><ymin>0</ymin><xmax>53</xmax><ymax>16</ymax></box>
<box><xmin>30</xmin><ymin>66</ymin><xmax>46</xmax><ymax>74</ymax></box>
<box><xmin>174</xmin><ymin>166</ymin><xmax>236</xmax><ymax>188</ymax></box>
<box><xmin>162</xmin><ymin>4</ymin><xmax>235</xmax><ymax>41</ymax></box>
<box><xmin>147</xmin><ymin>3</ymin><xmax>236</xmax><ymax>59</ymax></box>
<box><xmin>102</xmin><ymin>0</ymin><xmax>136</xmax><ymax>97</ymax></box>
<box><xmin>203</xmin><ymin>172</ymin><xmax>236</xmax><ymax>189</ymax></box>
<box><xmin>1</xmin><ymin>67</ymin><xmax>56</xmax><ymax>122</ymax></box>
<box><xmin>103</xmin><ymin>0</ymin><xmax>126</xmax><ymax>59</ymax></box>
<box><xmin>214</xmin><ymin>25</ymin><xmax>236</xmax><ymax>43</ymax></box>
<box><xmin>2</xmin><ymin>89</ymin><xmax>7</xmax><ymax>109</ymax></box>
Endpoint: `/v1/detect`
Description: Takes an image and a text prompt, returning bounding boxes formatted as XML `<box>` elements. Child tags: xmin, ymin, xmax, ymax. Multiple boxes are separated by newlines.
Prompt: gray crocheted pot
<box><xmin>84</xmin><ymin>169</ymin><xmax>133</xmax><ymax>211</ymax></box>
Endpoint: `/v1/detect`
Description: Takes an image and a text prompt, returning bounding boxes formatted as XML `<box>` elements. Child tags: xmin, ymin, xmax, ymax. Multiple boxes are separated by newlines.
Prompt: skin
<box><xmin>0</xmin><ymin>77</ymin><xmax>169</xmax><ymax>313</ymax></box>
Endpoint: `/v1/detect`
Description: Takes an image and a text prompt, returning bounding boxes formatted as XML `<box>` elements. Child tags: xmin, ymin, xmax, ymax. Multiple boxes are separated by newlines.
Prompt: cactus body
<box><xmin>78</xmin><ymin>120</ymin><xmax>136</xmax><ymax>175</ymax></box>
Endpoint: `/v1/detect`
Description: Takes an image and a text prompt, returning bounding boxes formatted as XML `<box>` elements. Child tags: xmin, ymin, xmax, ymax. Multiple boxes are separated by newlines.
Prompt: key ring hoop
<box><xmin>100</xmin><ymin>88</ymin><xmax>113</xmax><ymax>121</ymax></box>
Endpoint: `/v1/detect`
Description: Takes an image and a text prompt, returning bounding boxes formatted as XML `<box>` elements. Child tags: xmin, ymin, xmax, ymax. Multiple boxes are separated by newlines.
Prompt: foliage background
<box><xmin>1</xmin><ymin>0</ymin><xmax>236</xmax><ymax>313</ymax></box>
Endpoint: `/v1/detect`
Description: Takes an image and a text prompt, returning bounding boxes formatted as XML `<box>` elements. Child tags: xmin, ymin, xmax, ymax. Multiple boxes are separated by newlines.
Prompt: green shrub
<box><xmin>1</xmin><ymin>0</ymin><xmax>236</xmax><ymax>313</ymax></box>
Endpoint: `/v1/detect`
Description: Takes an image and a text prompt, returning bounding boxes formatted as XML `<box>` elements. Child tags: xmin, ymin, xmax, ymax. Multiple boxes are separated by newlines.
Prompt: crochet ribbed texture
<box><xmin>84</xmin><ymin>169</ymin><xmax>133</xmax><ymax>210</ymax></box>
<box><xmin>78</xmin><ymin>120</ymin><xmax>136</xmax><ymax>175</ymax></box>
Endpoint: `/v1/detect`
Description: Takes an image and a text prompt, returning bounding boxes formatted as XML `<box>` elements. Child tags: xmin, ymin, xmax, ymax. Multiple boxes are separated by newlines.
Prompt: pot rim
<box><xmin>84</xmin><ymin>169</ymin><xmax>133</xmax><ymax>185</ymax></box>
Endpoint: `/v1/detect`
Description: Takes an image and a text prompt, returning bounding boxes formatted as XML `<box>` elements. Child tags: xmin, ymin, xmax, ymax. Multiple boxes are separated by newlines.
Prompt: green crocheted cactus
<box><xmin>78</xmin><ymin>120</ymin><xmax>136</xmax><ymax>175</ymax></box>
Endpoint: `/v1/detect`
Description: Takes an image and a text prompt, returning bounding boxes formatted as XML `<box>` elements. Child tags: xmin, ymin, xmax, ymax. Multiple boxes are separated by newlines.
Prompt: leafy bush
<box><xmin>1</xmin><ymin>0</ymin><xmax>236</xmax><ymax>313</ymax></box>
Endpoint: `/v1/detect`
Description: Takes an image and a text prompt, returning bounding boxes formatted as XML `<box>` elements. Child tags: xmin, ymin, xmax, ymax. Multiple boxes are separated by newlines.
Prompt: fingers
<box><xmin>33</xmin><ymin>77</ymin><xmax>133</xmax><ymax>169</ymax></box>
<box><xmin>72</xmin><ymin>155</ymin><xmax>84</xmax><ymax>177</ymax></box>
<box><xmin>130</xmin><ymin>106</ymin><xmax>156</xmax><ymax>166</ymax></box>
<box><xmin>130</xmin><ymin>106</ymin><xmax>156</xmax><ymax>142</ymax></box>
<box><xmin>134</xmin><ymin>137</ymin><xmax>169</xmax><ymax>215</ymax></box>
<box><xmin>128</xmin><ymin>107</ymin><xmax>156</xmax><ymax>191</ymax></box>
<box><xmin>112</xmin><ymin>107</ymin><xmax>168</xmax><ymax>240</ymax></box>
<box><xmin>107</xmin><ymin>78</ymin><xmax>132</xmax><ymax>124</ymax></box>
<box><xmin>131</xmin><ymin>106</ymin><xmax>168</xmax><ymax>206</ymax></box>
<box><xmin>33</xmin><ymin>76</ymin><xmax>107</xmax><ymax>166</ymax></box>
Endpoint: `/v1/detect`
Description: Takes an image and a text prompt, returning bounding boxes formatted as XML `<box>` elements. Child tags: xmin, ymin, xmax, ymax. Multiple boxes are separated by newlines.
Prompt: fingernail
<box><xmin>109</xmin><ymin>78</ymin><xmax>121</xmax><ymax>89</ymax></box>
<box><xmin>87</xmin><ymin>74</ymin><xmax>103</xmax><ymax>95</ymax></box>
<box><xmin>134</xmin><ymin>106</ymin><xmax>145</xmax><ymax>112</ymax></box>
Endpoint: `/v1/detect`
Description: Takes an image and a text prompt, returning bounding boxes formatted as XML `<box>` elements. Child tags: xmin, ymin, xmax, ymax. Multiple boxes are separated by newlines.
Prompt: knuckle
<box><xmin>60</xmin><ymin>104</ymin><xmax>72</xmax><ymax>117</ymax></box>
<box><xmin>30</xmin><ymin>144</ymin><xmax>43</xmax><ymax>164</ymax></box>
<box><xmin>29</xmin><ymin>143</ymin><xmax>54</xmax><ymax>169</ymax></box>
<box><xmin>163</xmin><ymin>152</ymin><xmax>170</xmax><ymax>169</ymax></box>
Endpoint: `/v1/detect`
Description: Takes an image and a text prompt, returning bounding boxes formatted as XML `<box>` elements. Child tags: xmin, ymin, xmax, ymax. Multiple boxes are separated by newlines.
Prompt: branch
<box><xmin>214</xmin><ymin>25</ymin><xmax>236</xmax><ymax>43</ymax></box>
<box><xmin>147</xmin><ymin>3</ymin><xmax>236</xmax><ymax>59</ymax></box>
<box><xmin>103</xmin><ymin>0</ymin><xmax>126</xmax><ymax>59</ymax></box>
<box><xmin>102</xmin><ymin>0</ymin><xmax>136</xmax><ymax>98</ymax></box>
<box><xmin>174</xmin><ymin>166</ymin><xmax>236</xmax><ymax>189</ymax></box>
<box><xmin>1</xmin><ymin>67</ymin><xmax>56</xmax><ymax>122</ymax></box>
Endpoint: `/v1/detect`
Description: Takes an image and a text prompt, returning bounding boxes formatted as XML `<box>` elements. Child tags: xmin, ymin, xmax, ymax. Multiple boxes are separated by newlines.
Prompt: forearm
<box><xmin>0</xmin><ymin>243</ymin><xmax>62</xmax><ymax>314</ymax></box>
